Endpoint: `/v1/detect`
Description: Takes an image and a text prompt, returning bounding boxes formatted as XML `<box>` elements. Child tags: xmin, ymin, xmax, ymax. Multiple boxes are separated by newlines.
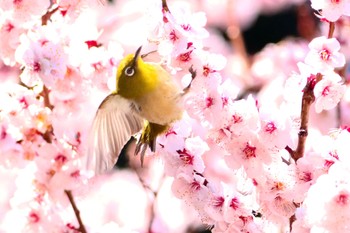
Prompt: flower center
<box><xmin>190</xmin><ymin>180</ymin><xmax>201</xmax><ymax>191</ymax></box>
<box><xmin>178</xmin><ymin>51</ymin><xmax>192</xmax><ymax>62</ymax></box>
<box><xmin>177</xmin><ymin>149</ymin><xmax>194</xmax><ymax>165</ymax></box>
<box><xmin>232</xmin><ymin>114</ymin><xmax>243</xmax><ymax>124</ymax></box>
<box><xmin>319</xmin><ymin>48</ymin><xmax>331</xmax><ymax>61</ymax></box>
<box><xmin>5</xmin><ymin>23</ymin><xmax>14</xmax><ymax>32</ymax></box>
<box><xmin>28</xmin><ymin>211</ymin><xmax>40</xmax><ymax>223</ymax></box>
<box><xmin>169</xmin><ymin>30</ymin><xmax>179</xmax><ymax>42</ymax></box>
<box><xmin>205</xmin><ymin>96</ymin><xmax>214</xmax><ymax>108</ymax></box>
<box><xmin>265</xmin><ymin>121</ymin><xmax>277</xmax><ymax>134</ymax></box>
<box><xmin>213</xmin><ymin>196</ymin><xmax>225</xmax><ymax>208</ymax></box>
<box><xmin>321</xmin><ymin>86</ymin><xmax>330</xmax><ymax>96</ymax></box>
<box><xmin>33</xmin><ymin>62</ymin><xmax>41</xmax><ymax>72</ymax></box>
<box><xmin>229</xmin><ymin>197</ymin><xmax>240</xmax><ymax>210</ymax></box>
<box><xmin>243</xmin><ymin>143</ymin><xmax>256</xmax><ymax>158</ymax></box>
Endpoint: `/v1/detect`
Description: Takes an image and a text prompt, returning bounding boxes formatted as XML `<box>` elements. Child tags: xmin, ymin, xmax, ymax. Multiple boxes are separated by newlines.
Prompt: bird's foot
<box><xmin>135</xmin><ymin>121</ymin><xmax>168</xmax><ymax>167</ymax></box>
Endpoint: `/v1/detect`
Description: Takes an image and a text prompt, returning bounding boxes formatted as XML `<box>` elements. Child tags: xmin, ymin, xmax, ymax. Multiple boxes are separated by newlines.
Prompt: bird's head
<box><xmin>116</xmin><ymin>46</ymin><xmax>158</xmax><ymax>99</ymax></box>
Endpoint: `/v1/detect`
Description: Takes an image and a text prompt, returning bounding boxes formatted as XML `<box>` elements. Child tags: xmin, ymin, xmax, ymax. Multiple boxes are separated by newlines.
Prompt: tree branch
<box><xmin>65</xmin><ymin>190</ymin><xmax>87</xmax><ymax>233</ymax></box>
<box><xmin>290</xmin><ymin>74</ymin><xmax>322</xmax><ymax>161</ymax></box>
<box><xmin>327</xmin><ymin>22</ymin><xmax>335</xmax><ymax>39</ymax></box>
<box><xmin>290</xmin><ymin>81</ymin><xmax>315</xmax><ymax>161</ymax></box>
<box><xmin>39</xmin><ymin>85</ymin><xmax>54</xmax><ymax>143</ymax></box>
<box><xmin>42</xmin><ymin>6</ymin><xmax>59</xmax><ymax>26</ymax></box>
<box><xmin>162</xmin><ymin>0</ymin><xmax>170</xmax><ymax>13</ymax></box>
<box><xmin>288</xmin><ymin>20</ymin><xmax>338</xmax><ymax>231</ymax></box>
<box><xmin>41</xmin><ymin>85</ymin><xmax>54</xmax><ymax>110</ymax></box>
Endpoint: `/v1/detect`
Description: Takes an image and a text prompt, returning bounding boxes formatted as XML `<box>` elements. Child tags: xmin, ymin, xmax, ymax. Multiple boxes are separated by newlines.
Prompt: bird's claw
<box><xmin>134</xmin><ymin>122</ymin><xmax>166</xmax><ymax>167</ymax></box>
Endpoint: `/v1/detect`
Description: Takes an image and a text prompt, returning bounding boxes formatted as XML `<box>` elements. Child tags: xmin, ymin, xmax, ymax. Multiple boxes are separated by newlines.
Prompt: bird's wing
<box><xmin>86</xmin><ymin>93</ymin><xmax>143</xmax><ymax>174</ymax></box>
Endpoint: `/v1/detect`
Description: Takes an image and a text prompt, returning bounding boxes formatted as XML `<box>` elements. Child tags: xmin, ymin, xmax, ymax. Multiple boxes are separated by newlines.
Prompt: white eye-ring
<box><xmin>125</xmin><ymin>66</ymin><xmax>135</xmax><ymax>77</ymax></box>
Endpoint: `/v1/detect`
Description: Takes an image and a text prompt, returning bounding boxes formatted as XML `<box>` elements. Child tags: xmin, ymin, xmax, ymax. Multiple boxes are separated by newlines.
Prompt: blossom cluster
<box><xmin>0</xmin><ymin>0</ymin><xmax>350</xmax><ymax>233</ymax></box>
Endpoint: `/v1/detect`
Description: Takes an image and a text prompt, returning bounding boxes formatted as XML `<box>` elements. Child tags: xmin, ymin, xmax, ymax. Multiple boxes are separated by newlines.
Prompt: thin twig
<box><xmin>41</xmin><ymin>85</ymin><xmax>54</xmax><ymax>110</ymax></box>
<box><xmin>289</xmin><ymin>202</ymin><xmax>300</xmax><ymax>231</ymax></box>
<box><xmin>42</xmin><ymin>6</ymin><xmax>59</xmax><ymax>26</ymax></box>
<box><xmin>64</xmin><ymin>190</ymin><xmax>88</xmax><ymax>233</ymax></box>
<box><xmin>327</xmin><ymin>22</ymin><xmax>335</xmax><ymax>39</ymax></box>
<box><xmin>162</xmin><ymin>0</ymin><xmax>170</xmax><ymax>13</ymax></box>
<box><xmin>289</xmin><ymin>213</ymin><xmax>296</xmax><ymax>231</ymax></box>
<box><xmin>40</xmin><ymin>85</ymin><xmax>54</xmax><ymax>143</ymax></box>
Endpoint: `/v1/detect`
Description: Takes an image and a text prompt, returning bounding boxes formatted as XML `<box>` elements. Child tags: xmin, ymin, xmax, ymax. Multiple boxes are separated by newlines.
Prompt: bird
<box><xmin>86</xmin><ymin>46</ymin><xmax>195</xmax><ymax>174</ymax></box>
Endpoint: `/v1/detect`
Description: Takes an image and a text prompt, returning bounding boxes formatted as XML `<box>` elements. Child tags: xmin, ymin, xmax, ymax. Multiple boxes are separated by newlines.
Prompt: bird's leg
<box><xmin>135</xmin><ymin>121</ymin><xmax>168</xmax><ymax>166</ymax></box>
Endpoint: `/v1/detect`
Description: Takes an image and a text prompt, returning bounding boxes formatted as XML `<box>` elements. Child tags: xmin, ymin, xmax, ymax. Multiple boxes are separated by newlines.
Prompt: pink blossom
<box><xmin>165</xmin><ymin>5</ymin><xmax>209</xmax><ymax>42</ymax></box>
<box><xmin>291</xmin><ymin>208</ymin><xmax>310</xmax><ymax>233</ymax></box>
<box><xmin>314</xmin><ymin>71</ymin><xmax>345</xmax><ymax>113</ymax></box>
<box><xmin>171</xmin><ymin>171</ymin><xmax>224</xmax><ymax>225</ymax></box>
<box><xmin>161</xmin><ymin>136</ymin><xmax>207</xmax><ymax>176</ymax></box>
<box><xmin>57</xmin><ymin>0</ymin><xmax>101</xmax><ymax>20</ymax></box>
<box><xmin>284</xmin><ymin>62</ymin><xmax>315</xmax><ymax>111</ymax></box>
<box><xmin>258</xmin><ymin>106</ymin><xmax>293</xmax><ymax>150</ymax></box>
<box><xmin>0</xmin><ymin>0</ymin><xmax>50</xmax><ymax>24</ymax></box>
<box><xmin>255</xmin><ymin>162</ymin><xmax>297</xmax><ymax>223</ymax></box>
<box><xmin>311</xmin><ymin>0</ymin><xmax>350</xmax><ymax>22</ymax></box>
<box><xmin>224</xmin><ymin>133</ymin><xmax>273</xmax><ymax>177</ymax></box>
<box><xmin>185</xmin><ymin>88</ymin><xmax>224</xmax><ymax>124</ymax></box>
<box><xmin>226</xmin><ymin>96</ymin><xmax>260</xmax><ymax>137</ymax></box>
<box><xmin>302</xmin><ymin>163</ymin><xmax>350</xmax><ymax>231</ymax></box>
<box><xmin>15</xmin><ymin>31</ymin><xmax>67</xmax><ymax>87</ymax></box>
<box><xmin>0</xmin><ymin>18</ymin><xmax>25</xmax><ymax>66</ymax></box>
<box><xmin>305</xmin><ymin>36</ymin><xmax>345</xmax><ymax>72</ymax></box>
<box><xmin>157</xmin><ymin>3</ymin><xmax>209</xmax><ymax>66</ymax></box>
<box><xmin>332</xmin><ymin>129</ymin><xmax>350</xmax><ymax>165</ymax></box>
<box><xmin>198</xmin><ymin>51</ymin><xmax>227</xmax><ymax>78</ymax></box>
<box><xmin>293</xmin><ymin>153</ymin><xmax>328</xmax><ymax>203</ymax></box>
<box><xmin>2</xmin><ymin>0</ymin><xmax>350</xmax><ymax>232</ymax></box>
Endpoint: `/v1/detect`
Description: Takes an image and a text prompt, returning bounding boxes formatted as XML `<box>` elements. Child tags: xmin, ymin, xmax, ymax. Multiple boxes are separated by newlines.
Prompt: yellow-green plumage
<box><xmin>116</xmin><ymin>54</ymin><xmax>159</xmax><ymax>99</ymax></box>
<box><xmin>86</xmin><ymin>47</ymin><xmax>183</xmax><ymax>174</ymax></box>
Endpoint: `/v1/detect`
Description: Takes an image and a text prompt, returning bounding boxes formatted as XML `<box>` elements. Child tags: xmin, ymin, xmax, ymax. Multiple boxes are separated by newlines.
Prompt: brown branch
<box><xmin>42</xmin><ymin>6</ymin><xmax>59</xmax><ymax>26</ymax></box>
<box><xmin>289</xmin><ymin>213</ymin><xmax>296</xmax><ymax>231</ymax></box>
<box><xmin>290</xmin><ymin>21</ymin><xmax>341</xmax><ymax>161</ymax></box>
<box><xmin>290</xmin><ymin>82</ymin><xmax>314</xmax><ymax>161</ymax></box>
<box><xmin>327</xmin><ymin>22</ymin><xmax>335</xmax><ymax>39</ymax></box>
<box><xmin>162</xmin><ymin>0</ymin><xmax>170</xmax><ymax>13</ymax></box>
<box><xmin>64</xmin><ymin>190</ymin><xmax>88</xmax><ymax>233</ymax></box>
<box><xmin>236</xmin><ymin>84</ymin><xmax>262</xmax><ymax>100</ymax></box>
<box><xmin>290</xmin><ymin>74</ymin><xmax>322</xmax><ymax>161</ymax></box>
<box><xmin>41</xmin><ymin>85</ymin><xmax>54</xmax><ymax>110</ymax></box>
<box><xmin>289</xmin><ymin>9</ymin><xmax>336</xmax><ymax>233</ymax></box>
<box><xmin>289</xmin><ymin>202</ymin><xmax>301</xmax><ymax>231</ymax></box>
<box><xmin>40</xmin><ymin>85</ymin><xmax>54</xmax><ymax>143</ymax></box>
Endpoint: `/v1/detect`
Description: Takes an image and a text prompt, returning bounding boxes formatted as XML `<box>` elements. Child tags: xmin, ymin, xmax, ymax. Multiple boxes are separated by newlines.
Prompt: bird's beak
<box><xmin>130</xmin><ymin>46</ymin><xmax>142</xmax><ymax>69</ymax></box>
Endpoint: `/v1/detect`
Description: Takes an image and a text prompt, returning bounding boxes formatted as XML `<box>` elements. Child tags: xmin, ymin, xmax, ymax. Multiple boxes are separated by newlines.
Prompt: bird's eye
<box><xmin>124</xmin><ymin>66</ymin><xmax>135</xmax><ymax>77</ymax></box>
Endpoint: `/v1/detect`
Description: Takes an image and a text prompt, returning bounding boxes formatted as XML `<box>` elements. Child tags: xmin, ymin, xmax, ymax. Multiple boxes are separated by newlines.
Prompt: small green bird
<box><xmin>86</xmin><ymin>47</ymin><xmax>193</xmax><ymax>174</ymax></box>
